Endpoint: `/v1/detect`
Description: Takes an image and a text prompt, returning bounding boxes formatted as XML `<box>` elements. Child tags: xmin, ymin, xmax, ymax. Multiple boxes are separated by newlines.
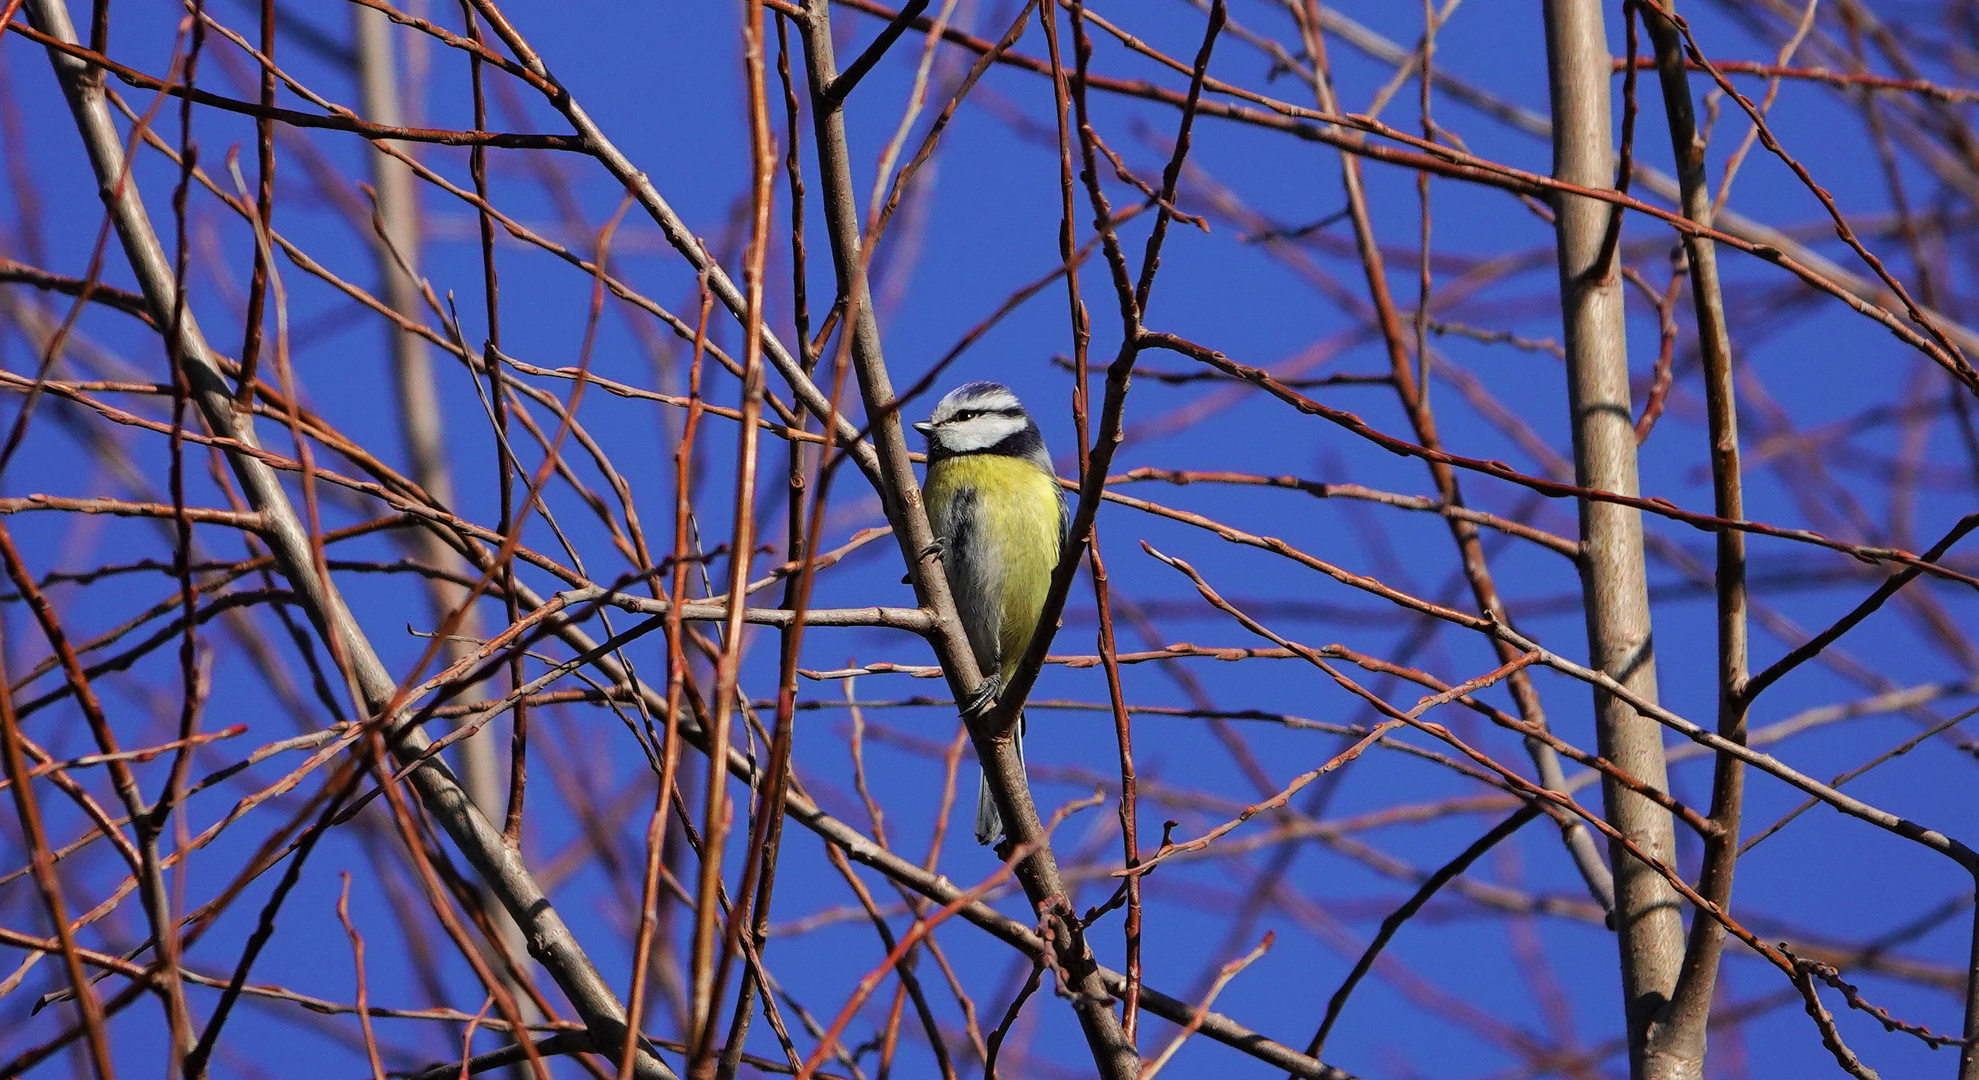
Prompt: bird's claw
<box><xmin>961</xmin><ymin>677</ymin><xmax>1000</xmax><ymax>720</ymax></box>
<box><xmin>904</xmin><ymin>539</ymin><xmax>946</xmax><ymax>583</ymax></box>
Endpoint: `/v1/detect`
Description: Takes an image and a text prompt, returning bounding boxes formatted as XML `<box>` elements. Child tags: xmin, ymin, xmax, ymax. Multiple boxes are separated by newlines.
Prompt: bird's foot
<box><xmin>903</xmin><ymin>539</ymin><xmax>946</xmax><ymax>584</ymax></box>
<box><xmin>961</xmin><ymin>676</ymin><xmax>1001</xmax><ymax>720</ymax></box>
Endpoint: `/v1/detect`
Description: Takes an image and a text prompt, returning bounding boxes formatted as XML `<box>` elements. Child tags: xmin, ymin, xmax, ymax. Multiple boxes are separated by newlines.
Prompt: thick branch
<box><xmin>1541</xmin><ymin>5</ymin><xmax>1685</xmax><ymax>1077</ymax></box>
<box><xmin>790</xmin><ymin>5</ymin><xmax>1139</xmax><ymax>1076</ymax></box>
<box><xmin>22</xmin><ymin>2</ymin><xmax>673</xmax><ymax>1076</ymax></box>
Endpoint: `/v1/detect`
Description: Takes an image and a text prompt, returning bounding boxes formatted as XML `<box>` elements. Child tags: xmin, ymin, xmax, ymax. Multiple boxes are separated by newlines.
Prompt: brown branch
<box><xmin>836</xmin><ymin>0</ymin><xmax>1979</xmax><ymax>377</ymax></box>
<box><xmin>1132</xmin><ymin>331</ymin><xmax>1979</xmax><ymax>590</ymax></box>
<box><xmin>790</xmin><ymin>1</ymin><xmax>1138</xmax><ymax>1075</ymax></box>
<box><xmin>1307</xmin><ymin>804</ymin><xmax>1542</xmax><ymax>1058</ymax></box>
<box><xmin>1638</xmin><ymin>5</ymin><xmax>1750</xmax><ymax>1072</ymax></box>
<box><xmin>20</xmin><ymin>1</ymin><xmax>675</xmax><ymax>1074</ymax></box>
<box><xmin>503</xmin><ymin>568</ymin><xmax>1358</xmax><ymax>1079</ymax></box>
<box><xmin>8</xmin><ymin>21</ymin><xmax>581</xmax><ymax>148</ymax></box>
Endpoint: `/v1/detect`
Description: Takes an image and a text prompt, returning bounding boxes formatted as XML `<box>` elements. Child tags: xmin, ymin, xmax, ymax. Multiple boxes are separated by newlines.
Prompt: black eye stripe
<box><xmin>943</xmin><ymin>403</ymin><xmax>1024</xmax><ymax>424</ymax></box>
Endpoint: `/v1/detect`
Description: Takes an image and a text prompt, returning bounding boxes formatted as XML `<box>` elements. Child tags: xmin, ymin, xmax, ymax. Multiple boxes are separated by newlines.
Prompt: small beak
<box><xmin>912</xmin><ymin>421</ymin><xmax>935</xmax><ymax>435</ymax></box>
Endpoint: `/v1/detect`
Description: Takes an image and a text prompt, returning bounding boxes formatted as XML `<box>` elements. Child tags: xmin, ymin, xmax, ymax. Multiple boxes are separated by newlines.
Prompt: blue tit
<box><xmin>915</xmin><ymin>382</ymin><xmax>1068</xmax><ymax>846</ymax></box>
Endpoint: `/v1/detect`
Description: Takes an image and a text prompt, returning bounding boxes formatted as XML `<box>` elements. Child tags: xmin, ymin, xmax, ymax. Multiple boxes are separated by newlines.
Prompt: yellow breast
<box><xmin>923</xmin><ymin>453</ymin><xmax>1064</xmax><ymax>677</ymax></box>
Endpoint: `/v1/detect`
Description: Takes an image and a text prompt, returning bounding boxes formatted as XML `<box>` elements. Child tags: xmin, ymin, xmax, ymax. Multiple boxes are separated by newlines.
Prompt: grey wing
<box><xmin>942</xmin><ymin>485</ymin><xmax>1002</xmax><ymax>674</ymax></box>
<box><xmin>1057</xmin><ymin>483</ymin><xmax>1071</xmax><ymax>554</ymax></box>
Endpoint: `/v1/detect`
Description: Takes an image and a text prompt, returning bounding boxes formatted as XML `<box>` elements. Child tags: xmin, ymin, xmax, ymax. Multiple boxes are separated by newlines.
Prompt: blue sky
<box><xmin>4</xmin><ymin>1</ymin><xmax>1979</xmax><ymax>1078</ymax></box>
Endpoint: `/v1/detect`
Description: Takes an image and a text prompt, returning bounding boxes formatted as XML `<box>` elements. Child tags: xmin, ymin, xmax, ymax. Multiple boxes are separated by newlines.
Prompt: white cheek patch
<box><xmin>944</xmin><ymin>414</ymin><xmax>1027</xmax><ymax>452</ymax></box>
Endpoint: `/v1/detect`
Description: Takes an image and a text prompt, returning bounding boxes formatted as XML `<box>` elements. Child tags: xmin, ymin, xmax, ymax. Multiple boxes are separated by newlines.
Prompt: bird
<box><xmin>915</xmin><ymin>382</ymin><xmax>1067</xmax><ymax>846</ymax></box>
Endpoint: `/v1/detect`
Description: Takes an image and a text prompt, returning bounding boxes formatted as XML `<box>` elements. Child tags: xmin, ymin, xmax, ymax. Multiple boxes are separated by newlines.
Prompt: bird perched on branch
<box><xmin>916</xmin><ymin>382</ymin><xmax>1067</xmax><ymax>846</ymax></box>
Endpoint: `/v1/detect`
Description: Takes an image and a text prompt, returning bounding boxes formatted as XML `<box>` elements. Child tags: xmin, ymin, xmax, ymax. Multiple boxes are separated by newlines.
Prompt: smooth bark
<box><xmin>1541</xmin><ymin>3</ymin><xmax>1686</xmax><ymax>1075</ymax></box>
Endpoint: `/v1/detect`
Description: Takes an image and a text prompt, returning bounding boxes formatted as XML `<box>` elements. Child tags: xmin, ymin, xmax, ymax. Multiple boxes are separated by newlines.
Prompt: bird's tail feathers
<box><xmin>974</xmin><ymin>717</ymin><xmax>1025</xmax><ymax>847</ymax></box>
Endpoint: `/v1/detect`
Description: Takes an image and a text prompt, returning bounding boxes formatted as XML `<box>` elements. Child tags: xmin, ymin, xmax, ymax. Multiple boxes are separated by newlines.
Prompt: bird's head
<box><xmin>914</xmin><ymin>382</ymin><xmax>1035</xmax><ymax>457</ymax></box>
